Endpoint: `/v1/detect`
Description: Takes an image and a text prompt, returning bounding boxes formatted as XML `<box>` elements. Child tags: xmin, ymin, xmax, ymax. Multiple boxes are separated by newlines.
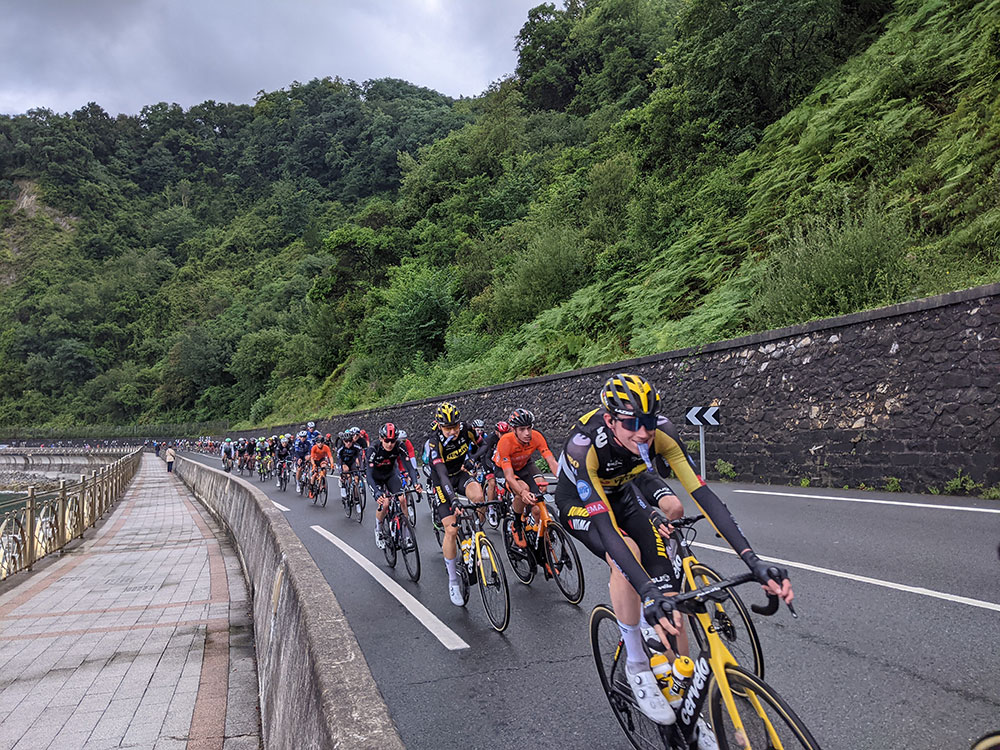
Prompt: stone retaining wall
<box><xmin>173</xmin><ymin>457</ymin><xmax>404</xmax><ymax>750</ymax></box>
<box><xmin>248</xmin><ymin>283</ymin><xmax>1000</xmax><ymax>493</ymax></box>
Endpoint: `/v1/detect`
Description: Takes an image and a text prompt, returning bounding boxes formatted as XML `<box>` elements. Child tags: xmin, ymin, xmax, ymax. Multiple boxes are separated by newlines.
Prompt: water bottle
<box><xmin>650</xmin><ymin>654</ymin><xmax>673</xmax><ymax>689</ymax></box>
<box><xmin>668</xmin><ymin>656</ymin><xmax>695</xmax><ymax>707</ymax></box>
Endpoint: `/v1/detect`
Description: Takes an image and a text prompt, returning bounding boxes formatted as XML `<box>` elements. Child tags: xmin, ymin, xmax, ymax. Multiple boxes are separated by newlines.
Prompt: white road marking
<box><xmin>272</xmin><ymin>501</ymin><xmax>290</xmax><ymax>512</ymax></box>
<box><xmin>732</xmin><ymin>489</ymin><xmax>1000</xmax><ymax>514</ymax></box>
<box><xmin>311</xmin><ymin>525</ymin><xmax>470</xmax><ymax>651</ymax></box>
<box><xmin>693</xmin><ymin>542</ymin><xmax>1000</xmax><ymax>613</ymax></box>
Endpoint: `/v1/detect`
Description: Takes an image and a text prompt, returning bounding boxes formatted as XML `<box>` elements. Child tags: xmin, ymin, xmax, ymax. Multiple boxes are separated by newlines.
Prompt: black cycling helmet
<box><xmin>508</xmin><ymin>408</ymin><xmax>534</xmax><ymax>428</ymax></box>
<box><xmin>380</xmin><ymin>422</ymin><xmax>397</xmax><ymax>440</ymax></box>
<box><xmin>315</xmin><ymin>435</ymin><xmax>325</xmax><ymax>445</ymax></box>
<box><xmin>435</xmin><ymin>402</ymin><xmax>460</xmax><ymax>425</ymax></box>
<box><xmin>601</xmin><ymin>373</ymin><xmax>660</xmax><ymax>417</ymax></box>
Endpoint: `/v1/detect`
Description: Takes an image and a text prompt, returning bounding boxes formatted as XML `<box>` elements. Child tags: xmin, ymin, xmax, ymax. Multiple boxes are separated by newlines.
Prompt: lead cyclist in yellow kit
<box><xmin>555</xmin><ymin>373</ymin><xmax>793</xmax><ymax>743</ymax></box>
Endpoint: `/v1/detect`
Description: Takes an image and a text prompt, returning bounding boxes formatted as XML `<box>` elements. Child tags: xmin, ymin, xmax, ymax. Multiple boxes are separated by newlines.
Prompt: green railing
<box><xmin>0</xmin><ymin>448</ymin><xmax>143</xmax><ymax>581</ymax></box>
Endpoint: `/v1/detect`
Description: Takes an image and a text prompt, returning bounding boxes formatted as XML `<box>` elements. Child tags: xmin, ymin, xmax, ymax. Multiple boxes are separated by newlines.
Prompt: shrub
<box><xmin>981</xmin><ymin>485</ymin><xmax>1000</xmax><ymax>501</ymax></box>
<box><xmin>883</xmin><ymin>477</ymin><xmax>902</xmax><ymax>492</ymax></box>
<box><xmin>799</xmin><ymin>477</ymin><xmax>811</xmax><ymax>488</ymax></box>
<box><xmin>715</xmin><ymin>459</ymin><xmax>736</xmax><ymax>480</ymax></box>
<box><xmin>942</xmin><ymin>469</ymin><xmax>984</xmax><ymax>496</ymax></box>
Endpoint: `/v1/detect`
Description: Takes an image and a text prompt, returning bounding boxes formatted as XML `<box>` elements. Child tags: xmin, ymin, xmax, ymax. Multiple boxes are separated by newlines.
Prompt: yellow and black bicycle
<box><xmin>452</xmin><ymin>498</ymin><xmax>510</xmax><ymax>632</ymax></box>
<box><xmin>591</xmin><ymin>571</ymin><xmax>819</xmax><ymax>750</ymax></box>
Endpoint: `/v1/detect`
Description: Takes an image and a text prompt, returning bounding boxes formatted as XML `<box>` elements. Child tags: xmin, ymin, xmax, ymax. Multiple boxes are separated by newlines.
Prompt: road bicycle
<box><xmin>222</xmin><ymin>453</ymin><xmax>234</xmax><ymax>473</ymax></box>
<box><xmin>668</xmin><ymin>515</ymin><xmax>764</xmax><ymax>680</ymax></box>
<box><xmin>501</xmin><ymin>485</ymin><xmax>584</xmax><ymax>605</ymax></box>
<box><xmin>591</xmin><ymin>573</ymin><xmax>819</xmax><ymax>750</ymax></box>
<box><xmin>340</xmin><ymin>471</ymin><xmax>366</xmax><ymax>523</ymax></box>
<box><xmin>399</xmin><ymin>470</ymin><xmax>421</xmax><ymax>527</ymax></box>
<box><xmin>308</xmin><ymin>464</ymin><xmax>329</xmax><ymax>507</ymax></box>
<box><xmin>377</xmin><ymin>491</ymin><xmax>420</xmax><ymax>582</ymax></box>
<box><xmin>275</xmin><ymin>458</ymin><xmax>290</xmax><ymax>492</ymax></box>
<box><xmin>451</xmin><ymin>498</ymin><xmax>510</xmax><ymax>632</ymax></box>
<box><xmin>296</xmin><ymin>460</ymin><xmax>311</xmax><ymax>495</ymax></box>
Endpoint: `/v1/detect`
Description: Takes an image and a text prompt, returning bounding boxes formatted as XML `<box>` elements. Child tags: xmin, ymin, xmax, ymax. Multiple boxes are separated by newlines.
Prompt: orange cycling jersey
<box><xmin>494</xmin><ymin>430</ymin><xmax>554</xmax><ymax>472</ymax></box>
<box><xmin>310</xmin><ymin>444</ymin><xmax>333</xmax><ymax>465</ymax></box>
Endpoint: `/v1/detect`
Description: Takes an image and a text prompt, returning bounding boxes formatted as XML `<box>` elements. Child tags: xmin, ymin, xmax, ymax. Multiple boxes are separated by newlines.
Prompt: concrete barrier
<box><xmin>173</xmin><ymin>456</ymin><xmax>404</xmax><ymax>750</ymax></box>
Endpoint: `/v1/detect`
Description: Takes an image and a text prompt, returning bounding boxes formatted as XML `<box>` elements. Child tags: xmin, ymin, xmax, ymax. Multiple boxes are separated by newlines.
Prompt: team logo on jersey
<box><xmin>585</xmin><ymin>501</ymin><xmax>607</xmax><ymax>516</ymax></box>
<box><xmin>569</xmin><ymin>518</ymin><xmax>591</xmax><ymax>532</ymax></box>
<box><xmin>576</xmin><ymin>480</ymin><xmax>592</xmax><ymax>500</ymax></box>
<box><xmin>594</xmin><ymin>429</ymin><xmax>608</xmax><ymax>449</ymax></box>
<box><xmin>572</xmin><ymin>433</ymin><xmax>590</xmax><ymax>446</ymax></box>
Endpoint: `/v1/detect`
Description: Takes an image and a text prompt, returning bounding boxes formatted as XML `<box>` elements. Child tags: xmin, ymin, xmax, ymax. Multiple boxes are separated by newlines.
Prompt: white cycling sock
<box><xmin>444</xmin><ymin>555</ymin><xmax>458</xmax><ymax>583</ymax></box>
<box><xmin>618</xmin><ymin>620</ymin><xmax>648</xmax><ymax>667</ymax></box>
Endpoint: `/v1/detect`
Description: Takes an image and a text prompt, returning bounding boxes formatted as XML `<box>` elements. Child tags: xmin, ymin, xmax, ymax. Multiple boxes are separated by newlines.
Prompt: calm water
<box><xmin>0</xmin><ymin>491</ymin><xmax>26</xmax><ymax>511</ymax></box>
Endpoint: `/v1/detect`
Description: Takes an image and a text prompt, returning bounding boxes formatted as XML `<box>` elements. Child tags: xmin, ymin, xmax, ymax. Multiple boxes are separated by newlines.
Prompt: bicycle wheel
<box><xmin>684</xmin><ymin>563</ymin><xmax>764</xmax><ymax>679</ymax></box>
<box><xmin>502</xmin><ymin>515</ymin><xmax>535</xmax><ymax>585</ymax></box>
<box><xmin>476</xmin><ymin>535</ymin><xmax>510</xmax><ymax>632</ymax></box>
<box><xmin>319</xmin><ymin>478</ymin><xmax>328</xmax><ymax>507</ymax></box>
<box><xmin>590</xmin><ymin>605</ymin><xmax>675</xmax><ymax>750</ymax></box>
<box><xmin>972</xmin><ymin>732</ymin><xmax>1000</xmax><ymax>750</ymax></box>
<box><xmin>400</xmin><ymin>514</ymin><xmax>420</xmax><ymax>582</ymax></box>
<box><xmin>342</xmin><ymin>479</ymin><xmax>353</xmax><ymax>518</ymax></box>
<box><xmin>356</xmin><ymin>482</ymin><xmax>366</xmax><ymax>524</ymax></box>
<box><xmin>457</xmin><ymin>548</ymin><xmax>471</xmax><ymax>605</ymax></box>
<box><xmin>406</xmin><ymin>491</ymin><xmax>418</xmax><ymax>527</ymax></box>
<box><xmin>544</xmin><ymin>521</ymin><xmax>585</xmax><ymax>604</ymax></box>
<box><xmin>383</xmin><ymin>518</ymin><xmax>397</xmax><ymax>567</ymax></box>
<box><xmin>708</xmin><ymin>665</ymin><xmax>821</xmax><ymax>750</ymax></box>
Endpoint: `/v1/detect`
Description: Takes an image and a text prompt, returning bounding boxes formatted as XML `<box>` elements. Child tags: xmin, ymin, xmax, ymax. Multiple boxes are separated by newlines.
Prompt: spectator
<box><xmin>165</xmin><ymin>444</ymin><xmax>176</xmax><ymax>473</ymax></box>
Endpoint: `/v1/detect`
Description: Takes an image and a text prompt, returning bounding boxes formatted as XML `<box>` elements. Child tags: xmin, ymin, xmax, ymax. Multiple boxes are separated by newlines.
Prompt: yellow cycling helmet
<box><xmin>435</xmin><ymin>402</ymin><xmax>461</xmax><ymax>425</ymax></box>
<box><xmin>601</xmin><ymin>373</ymin><xmax>660</xmax><ymax>417</ymax></box>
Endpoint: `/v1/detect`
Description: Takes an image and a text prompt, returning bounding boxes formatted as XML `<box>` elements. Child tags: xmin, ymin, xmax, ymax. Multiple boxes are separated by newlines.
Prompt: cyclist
<box><xmin>274</xmin><ymin>435</ymin><xmax>292</xmax><ymax>488</ymax></box>
<box><xmin>426</xmin><ymin>402</ymin><xmax>485</xmax><ymax>605</ymax></box>
<box><xmin>305</xmin><ymin>421</ymin><xmax>321</xmax><ymax>445</ymax></box>
<box><xmin>369</xmin><ymin>423</ymin><xmax>423</xmax><ymax>549</ymax></box>
<box><xmin>556</xmin><ymin>373</ymin><xmax>792</xmax><ymax>732</ymax></box>
<box><xmin>357</xmin><ymin>427</ymin><xmax>370</xmax><ymax>451</ymax></box>
<box><xmin>337</xmin><ymin>430</ymin><xmax>366</xmax><ymax>499</ymax></box>
<box><xmin>292</xmin><ymin>431</ymin><xmax>310</xmax><ymax>489</ymax></box>
<box><xmin>495</xmin><ymin>409</ymin><xmax>559</xmax><ymax>547</ymax></box>
<box><xmin>220</xmin><ymin>438</ymin><xmax>236</xmax><ymax>470</ymax></box>
<box><xmin>472</xmin><ymin>419</ymin><xmax>509</xmax><ymax>506</ymax></box>
<box><xmin>236</xmin><ymin>438</ymin><xmax>252</xmax><ymax>471</ymax></box>
<box><xmin>308</xmin><ymin>435</ymin><xmax>334</xmax><ymax>499</ymax></box>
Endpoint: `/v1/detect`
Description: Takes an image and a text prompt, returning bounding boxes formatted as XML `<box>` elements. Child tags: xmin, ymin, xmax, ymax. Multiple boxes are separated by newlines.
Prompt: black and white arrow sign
<box><xmin>686</xmin><ymin>406</ymin><xmax>720</xmax><ymax>426</ymax></box>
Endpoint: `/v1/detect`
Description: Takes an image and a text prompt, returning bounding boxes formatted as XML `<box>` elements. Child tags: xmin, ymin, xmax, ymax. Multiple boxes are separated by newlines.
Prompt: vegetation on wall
<box><xmin>1</xmin><ymin>0</ymin><xmax>997</xmax><ymax>430</ymax></box>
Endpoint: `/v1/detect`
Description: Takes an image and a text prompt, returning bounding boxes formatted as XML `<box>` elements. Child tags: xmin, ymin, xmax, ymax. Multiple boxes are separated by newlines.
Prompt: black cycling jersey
<box><xmin>368</xmin><ymin>442</ymin><xmax>413</xmax><ymax>479</ymax></box>
<box><xmin>472</xmin><ymin>431</ymin><xmax>501</xmax><ymax>468</ymax></box>
<box><xmin>556</xmin><ymin>408</ymin><xmax>753</xmax><ymax>592</ymax></box>
<box><xmin>338</xmin><ymin>443</ymin><xmax>365</xmax><ymax>470</ymax></box>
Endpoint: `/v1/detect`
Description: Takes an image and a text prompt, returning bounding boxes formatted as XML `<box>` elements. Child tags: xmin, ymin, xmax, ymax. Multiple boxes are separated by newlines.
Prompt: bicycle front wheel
<box><xmin>400</xmin><ymin>514</ymin><xmax>420</xmax><ymax>582</ymax></box>
<box><xmin>405</xmin><ymin>491</ymin><xmax>418</xmax><ymax>527</ymax></box>
<box><xmin>503</xmin><ymin>515</ymin><xmax>535</xmax><ymax>585</ymax></box>
<box><xmin>590</xmin><ymin>605</ymin><xmax>674</xmax><ymax>750</ymax></box>
<box><xmin>709</xmin><ymin>665</ymin><xmax>821</xmax><ymax>750</ymax></box>
<box><xmin>476</xmin><ymin>535</ymin><xmax>510</xmax><ymax>632</ymax></box>
<box><xmin>684</xmin><ymin>563</ymin><xmax>764</xmax><ymax>679</ymax></box>
<box><xmin>343</xmin><ymin>481</ymin><xmax>353</xmax><ymax>518</ymax></box>
<box><xmin>319</xmin><ymin>478</ymin><xmax>328</xmax><ymax>507</ymax></box>
<box><xmin>382</xmin><ymin>518</ymin><xmax>397</xmax><ymax>568</ymax></box>
<box><xmin>355</xmin><ymin>483</ymin><xmax>365</xmax><ymax>524</ymax></box>
<box><xmin>544</xmin><ymin>521</ymin><xmax>585</xmax><ymax>605</ymax></box>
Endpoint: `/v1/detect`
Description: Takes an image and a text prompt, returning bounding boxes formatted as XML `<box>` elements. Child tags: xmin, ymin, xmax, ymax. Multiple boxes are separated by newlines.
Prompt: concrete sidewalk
<box><xmin>0</xmin><ymin>456</ymin><xmax>261</xmax><ymax>750</ymax></box>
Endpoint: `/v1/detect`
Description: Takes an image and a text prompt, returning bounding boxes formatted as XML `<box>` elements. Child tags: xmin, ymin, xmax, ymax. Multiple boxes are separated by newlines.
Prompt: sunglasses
<box><xmin>382</xmin><ymin>437</ymin><xmax>397</xmax><ymax>443</ymax></box>
<box><xmin>615</xmin><ymin>414</ymin><xmax>659</xmax><ymax>431</ymax></box>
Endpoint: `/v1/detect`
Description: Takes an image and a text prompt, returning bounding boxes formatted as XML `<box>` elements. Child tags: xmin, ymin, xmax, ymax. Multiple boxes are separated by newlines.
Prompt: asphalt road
<box><xmin>186</xmin><ymin>454</ymin><xmax>1000</xmax><ymax>750</ymax></box>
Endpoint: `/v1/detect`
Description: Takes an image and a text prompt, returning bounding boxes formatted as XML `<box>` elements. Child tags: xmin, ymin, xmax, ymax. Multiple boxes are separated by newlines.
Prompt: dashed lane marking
<box><xmin>693</xmin><ymin>542</ymin><xmax>1000</xmax><ymax>613</ymax></box>
<box><xmin>311</xmin><ymin>525</ymin><xmax>470</xmax><ymax>650</ymax></box>
<box><xmin>272</xmin><ymin>501</ymin><xmax>290</xmax><ymax>512</ymax></box>
<box><xmin>732</xmin><ymin>489</ymin><xmax>1000</xmax><ymax>514</ymax></box>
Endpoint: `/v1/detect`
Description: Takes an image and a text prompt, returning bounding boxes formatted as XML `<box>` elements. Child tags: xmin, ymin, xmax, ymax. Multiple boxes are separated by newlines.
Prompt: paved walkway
<box><xmin>0</xmin><ymin>456</ymin><xmax>261</xmax><ymax>750</ymax></box>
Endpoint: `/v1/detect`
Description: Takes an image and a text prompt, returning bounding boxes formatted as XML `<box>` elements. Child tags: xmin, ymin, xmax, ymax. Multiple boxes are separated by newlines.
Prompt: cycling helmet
<box><xmin>471</xmin><ymin>418</ymin><xmax>485</xmax><ymax>430</ymax></box>
<box><xmin>435</xmin><ymin>402</ymin><xmax>460</xmax><ymax>425</ymax></box>
<box><xmin>280</xmin><ymin>436</ymin><xmax>289</xmax><ymax>444</ymax></box>
<box><xmin>307</xmin><ymin>421</ymin><xmax>316</xmax><ymax>429</ymax></box>
<box><xmin>348</xmin><ymin>426</ymin><xmax>361</xmax><ymax>437</ymax></box>
<box><xmin>225</xmin><ymin>437</ymin><xmax>232</xmax><ymax>443</ymax></box>
<box><xmin>380</xmin><ymin>423</ymin><xmax>397</xmax><ymax>440</ymax></box>
<box><xmin>398</xmin><ymin>429</ymin><xmax>408</xmax><ymax>440</ymax></box>
<box><xmin>315</xmin><ymin>435</ymin><xmax>325</xmax><ymax>445</ymax></box>
<box><xmin>508</xmin><ymin>408</ymin><xmax>534</xmax><ymax>428</ymax></box>
<box><xmin>325</xmin><ymin>433</ymin><xmax>332</xmax><ymax>439</ymax></box>
<box><xmin>297</xmin><ymin>430</ymin><xmax>307</xmax><ymax>438</ymax></box>
<box><xmin>601</xmin><ymin>373</ymin><xmax>660</xmax><ymax>417</ymax></box>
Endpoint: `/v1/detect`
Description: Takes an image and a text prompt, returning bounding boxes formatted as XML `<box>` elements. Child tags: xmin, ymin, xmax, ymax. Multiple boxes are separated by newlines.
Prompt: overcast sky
<box><xmin>0</xmin><ymin>0</ymin><xmax>543</xmax><ymax>117</ymax></box>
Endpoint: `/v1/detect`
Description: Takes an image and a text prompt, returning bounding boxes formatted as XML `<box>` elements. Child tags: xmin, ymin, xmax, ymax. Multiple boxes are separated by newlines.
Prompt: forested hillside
<box><xmin>1</xmin><ymin>0</ymin><xmax>998</xmax><ymax>430</ymax></box>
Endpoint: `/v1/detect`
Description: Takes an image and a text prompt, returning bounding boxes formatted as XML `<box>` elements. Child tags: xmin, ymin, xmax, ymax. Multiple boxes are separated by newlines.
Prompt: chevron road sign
<box><xmin>684</xmin><ymin>406</ymin><xmax>720</xmax><ymax>477</ymax></box>
<box><xmin>685</xmin><ymin>406</ymin><xmax>720</xmax><ymax>426</ymax></box>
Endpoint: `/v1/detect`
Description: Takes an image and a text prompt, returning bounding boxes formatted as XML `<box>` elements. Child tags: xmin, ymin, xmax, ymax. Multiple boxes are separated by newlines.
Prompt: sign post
<box><xmin>685</xmin><ymin>406</ymin><xmax>720</xmax><ymax>478</ymax></box>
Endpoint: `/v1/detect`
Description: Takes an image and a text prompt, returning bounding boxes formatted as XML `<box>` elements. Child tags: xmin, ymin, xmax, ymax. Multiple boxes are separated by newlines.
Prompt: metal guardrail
<box><xmin>0</xmin><ymin>448</ymin><xmax>143</xmax><ymax>581</ymax></box>
<box><xmin>0</xmin><ymin>420</ymin><xmax>229</xmax><ymax>440</ymax></box>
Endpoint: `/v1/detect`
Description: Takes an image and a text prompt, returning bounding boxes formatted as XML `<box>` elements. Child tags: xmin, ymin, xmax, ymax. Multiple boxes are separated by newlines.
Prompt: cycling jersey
<box><xmin>292</xmin><ymin>438</ymin><xmax>310</xmax><ymax>458</ymax></box>
<box><xmin>494</xmin><ymin>430</ymin><xmax>554</xmax><ymax>473</ymax></box>
<box><xmin>426</xmin><ymin>423</ymin><xmax>483</xmax><ymax>518</ymax></box>
<box><xmin>367</xmin><ymin>442</ymin><xmax>416</xmax><ymax>496</ymax></box>
<box><xmin>556</xmin><ymin>408</ymin><xmax>752</xmax><ymax>592</ymax></box>
<box><xmin>310</xmin><ymin>444</ymin><xmax>333</xmax><ymax>466</ymax></box>
<box><xmin>338</xmin><ymin>443</ymin><xmax>364</xmax><ymax>470</ymax></box>
<box><xmin>220</xmin><ymin>444</ymin><xmax>235</xmax><ymax>458</ymax></box>
<box><xmin>305</xmin><ymin>429</ymin><xmax>321</xmax><ymax>446</ymax></box>
<box><xmin>472</xmin><ymin>431</ymin><xmax>501</xmax><ymax>468</ymax></box>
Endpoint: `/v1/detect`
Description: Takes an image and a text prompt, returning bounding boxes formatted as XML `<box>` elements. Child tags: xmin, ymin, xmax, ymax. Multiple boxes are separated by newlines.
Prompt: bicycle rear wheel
<box><xmin>502</xmin><ymin>515</ymin><xmax>535</xmax><ymax>585</ymax></box>
<box><xmin>476</xmin><ymin>535</ymin><xmax>510</xmax><ymax>632</ymax></box>
<box><xmin>319</xmin><ymin>478</ymin><xmax>328</xmax><ymax>507</ymax></box>
<box><xmin>544</xmin><ymin>521</ymin><xmax>584</xmax><ymax>604</ymax></box>
<box><xmin>404</xmin><ymin>490</ymin><xmax>418</xmax><ymax>527</ymax></box>
<box><xmin>590</xmin><ymin>605</ymin><xmax>675</xmax><ymax>750</ymax></box>
<box><xmin>400</xmin><ymin>514</ymin><xmax>420</xmax><ymax>582</ymax></box>
<box><xmin>708</xmin><ymin>665</ymin><xmax>821</xmax><ymax>750</ymax></box>
<box><xmin>684</xmin><ymin>563</ymin><xmax>764</xmax><ymax>679</ymax></box>
<box><xmin>356</xmin><ymin>482</ymin><xmax>366</xmax><ymax>524</ymax></box>
<box><xmin>383</xmin><ymin>518</ymin><xmax>397</xmax><ymax>567</ymax></box>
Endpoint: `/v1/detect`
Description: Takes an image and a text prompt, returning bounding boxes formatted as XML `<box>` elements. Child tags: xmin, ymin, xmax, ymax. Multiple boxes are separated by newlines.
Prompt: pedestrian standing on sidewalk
<box><xmin>165</xmin><ymin>444</ymin><xmax>176</xmax><ymax>472</ymax></box>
